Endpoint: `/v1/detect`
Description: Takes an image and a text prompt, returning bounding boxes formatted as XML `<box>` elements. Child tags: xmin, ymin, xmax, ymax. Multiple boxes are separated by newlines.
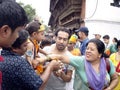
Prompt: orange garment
<box><xmin>105</xmin><ymin>49</ymin><xmax>111</xmax><ymax>56</ymax></box>
<box><xmin>36</xmin><ymin>64</ymin><xmax>44</xmax><ymax>74</ymax></box>
<box><xmin>29</xmin><ymin>39</ymin><xmax>44</xmax><ymax>75</ymax></box>
<box><xmin>32</xmin><ymin>39</ymin><xmax>39</xmax><ymax>53</ymax></box>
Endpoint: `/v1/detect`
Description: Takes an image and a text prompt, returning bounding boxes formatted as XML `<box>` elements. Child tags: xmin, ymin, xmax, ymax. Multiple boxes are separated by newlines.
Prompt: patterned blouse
<box><xmin>0</xmin><ymin>49</ymin><xmax>43</xmax><ymax>90</ymax></box>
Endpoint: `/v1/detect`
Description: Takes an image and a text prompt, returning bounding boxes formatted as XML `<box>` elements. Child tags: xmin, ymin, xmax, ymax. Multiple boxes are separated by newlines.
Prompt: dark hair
<box><xmin>113</xmin><ymin>37</ymin><xmax>118</xmax><ymax>43</ymax></box>
<box><xmin>103</xmin><ymin>35</ymin><xmax>110</xmax><ymax>39</ymax></box>
<box><xmin>12</xmin><ymin>30</ymin><xmax>29</xmax><ymax>49</ymax></box>
<box><xmin>54</xmin><ymin>27</ymin><xmax>71</xmax><ymax>39</ymax></box>
<box><xmin>40</xmin><ymin>38</ymin><xmax>52</xmax><ymax>49</ymax></box>
<box><xmin>117</xmin><ymin>40</ymin><xmax>120</xmax><ymax>49</ymax></box>
<box><xmin>26</xmin><ymin>21</ymin><xmax>41</xmax><ymax>35</ymax></box>
<box><xmin>0</xmin><ymin>1</ymin><xmax>28</xmax><ymax>31</ymax></box>
<box><xmin>86</xmin><ymin>39</ymin><xmax>105</xmax><ymax>57</ymax></box>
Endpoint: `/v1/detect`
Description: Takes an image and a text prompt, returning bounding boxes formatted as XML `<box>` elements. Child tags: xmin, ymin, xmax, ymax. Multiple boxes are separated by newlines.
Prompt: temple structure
<box><xmin>48</xmin><ymin>0</ymin><xmax>84</xmax><ymax>30</ymax></box>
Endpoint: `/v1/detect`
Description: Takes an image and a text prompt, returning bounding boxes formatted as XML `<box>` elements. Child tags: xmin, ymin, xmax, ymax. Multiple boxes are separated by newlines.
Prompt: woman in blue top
<box><xmin>50</xmin><ymin>39</ymin><xmax>118</xmax><ymax>90</ymax></box>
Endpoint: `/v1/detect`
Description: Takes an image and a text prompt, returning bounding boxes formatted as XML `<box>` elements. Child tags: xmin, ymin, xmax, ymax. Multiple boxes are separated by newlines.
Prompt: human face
<box><xmin>67</xmin><ymin>42</ymin><xmax>75</xmax><ymax>51</ymax></box>
<box><xmin>0</xmin><ymin>25</ymin><xmax>24</xmax><ymax>47</ymax></box>
<box><xmin>36</xmin><ymin>31</ymin><xmax>45</xmax><ymax>42</ymax></box>
<box><xmin>78</xmin><ymin>31</ymin><xmax>83</xmax><ymax>41</ymax></box>
<box><xmin>56</xmin><ymin>31</ymin><xmax>69</xmax><ymax>51</ymax></box>
<box><xmin>103</xmin><ymin>39</ymin><xmax>109</xmax><ymax>44</ymax></box>
<box><xmin>19</xmin><ymin>40</ymin><xmax>29</xmax><ymax>55</ymax></box>
<box><xmin>85</xmin><ymin>42</ymin><xmax>101</xmax><ymax>62</ymax></box>
<box><xmin>94</xmin><ymin>34</ymin><xmax>101</xmax><ymax>40</ymax></box>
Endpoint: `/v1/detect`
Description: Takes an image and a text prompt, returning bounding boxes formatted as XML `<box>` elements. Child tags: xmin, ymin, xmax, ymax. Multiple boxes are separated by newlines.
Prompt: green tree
<box><xmin>18</xmin><ymin>2</ymin><xmax>36</xmax><ymax>22</ymax></box>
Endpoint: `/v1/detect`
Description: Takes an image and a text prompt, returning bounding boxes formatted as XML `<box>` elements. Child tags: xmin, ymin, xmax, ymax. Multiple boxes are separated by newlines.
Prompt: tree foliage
<box><xmin>18</xmin><ymin>2</ymin><xmax>36</xmax><ymax>22</ymax></box>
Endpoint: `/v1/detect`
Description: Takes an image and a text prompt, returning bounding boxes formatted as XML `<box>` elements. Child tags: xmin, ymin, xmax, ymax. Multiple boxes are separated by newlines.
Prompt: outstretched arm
<box><xmin>48</xmin><ymin>54</ymin><xmax>70</xmax><ymax>64</ymax></box>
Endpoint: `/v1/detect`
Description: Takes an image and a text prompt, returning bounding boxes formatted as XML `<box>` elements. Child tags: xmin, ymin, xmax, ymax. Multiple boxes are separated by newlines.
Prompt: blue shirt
<box><xmin>80</xmin><ymin>38</ymin><xmax>89</xmax><ymax>55</ymax></box>
<box><xmin>0</xmin><ymin>49</ymin><xmax>43</xmax><ymax>90</ymax></box>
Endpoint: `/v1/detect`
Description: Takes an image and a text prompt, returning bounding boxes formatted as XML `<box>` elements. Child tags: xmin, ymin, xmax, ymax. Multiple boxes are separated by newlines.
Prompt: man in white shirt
<box><xmin>44</xmin><ymin>27</ymin><xmax>74</xmax><ymax>90</ymax></box>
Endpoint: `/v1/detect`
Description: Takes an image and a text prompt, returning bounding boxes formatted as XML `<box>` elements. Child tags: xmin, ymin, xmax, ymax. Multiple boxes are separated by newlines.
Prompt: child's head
<box><xmin>12</xmin><ymin>30</ymin><xmax>29</xmax><ymax>55</ymax></box>
<box><xmin>0</xmin><ymin>0</ymin><xmax>28</xmax><ymax>48</ymax></box>
<box><xmin>103</xmin><ymin>35</ymin><xmax>110</xmax><ymax>44</ymax></box>
<box><xmin>68</xmin><ymin>34</ymin><xmax>78</xmax><ymax>51</ymax></box>
<box><xmin>26</xmin><ymin>21</ymin><xmax>45</xmax><ymax>42</ymax></box>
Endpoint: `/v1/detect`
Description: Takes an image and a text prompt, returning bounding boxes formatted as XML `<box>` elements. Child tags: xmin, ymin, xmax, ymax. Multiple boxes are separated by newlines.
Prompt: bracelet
<box><xmin>46</xmin><ymin>56</ymin><xmax>51</xmax><ymax>61</ymax></box>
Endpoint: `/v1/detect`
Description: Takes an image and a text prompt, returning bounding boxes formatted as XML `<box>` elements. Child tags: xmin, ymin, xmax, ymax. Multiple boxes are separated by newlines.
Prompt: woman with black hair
<box><xmin>49</xmin><ymin>39</ymin><xmax>118</xmax><ymax>90</ymax></box>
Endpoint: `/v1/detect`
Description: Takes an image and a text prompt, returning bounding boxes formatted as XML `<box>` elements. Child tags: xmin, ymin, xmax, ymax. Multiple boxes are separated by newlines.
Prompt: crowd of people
<box><xmin>0</xmin><ymin>0</ymin><xmax>120</xmax><ymax>90</ymax></box>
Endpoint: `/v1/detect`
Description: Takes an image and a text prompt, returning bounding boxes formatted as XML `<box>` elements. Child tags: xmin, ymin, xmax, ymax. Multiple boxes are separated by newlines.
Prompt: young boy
<box><xmin>25</xmin><ymin>21</ymin><xmax>48</xmax><ymax>74</ymax></box>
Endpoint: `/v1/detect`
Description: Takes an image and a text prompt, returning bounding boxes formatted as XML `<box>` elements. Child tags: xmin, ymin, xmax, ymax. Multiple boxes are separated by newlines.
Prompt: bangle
<box><xmin>46</xmin><ymin>56</ymin><xmax>51</xmax><ymax>61</ymax></box>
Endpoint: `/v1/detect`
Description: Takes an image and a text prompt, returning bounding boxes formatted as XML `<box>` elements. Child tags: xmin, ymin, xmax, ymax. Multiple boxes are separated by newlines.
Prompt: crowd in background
<box><xmin>0</xmin><ymin>0</ymin><xmax>120</xmax><ymax>90</ymax></box>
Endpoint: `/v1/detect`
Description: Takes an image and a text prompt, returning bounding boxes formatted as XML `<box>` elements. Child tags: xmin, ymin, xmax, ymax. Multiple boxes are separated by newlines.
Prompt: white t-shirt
<box><xmin>43</xmin><ymin>44</ymin><xmax>74</xmax><ymax>90</ymax></box>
